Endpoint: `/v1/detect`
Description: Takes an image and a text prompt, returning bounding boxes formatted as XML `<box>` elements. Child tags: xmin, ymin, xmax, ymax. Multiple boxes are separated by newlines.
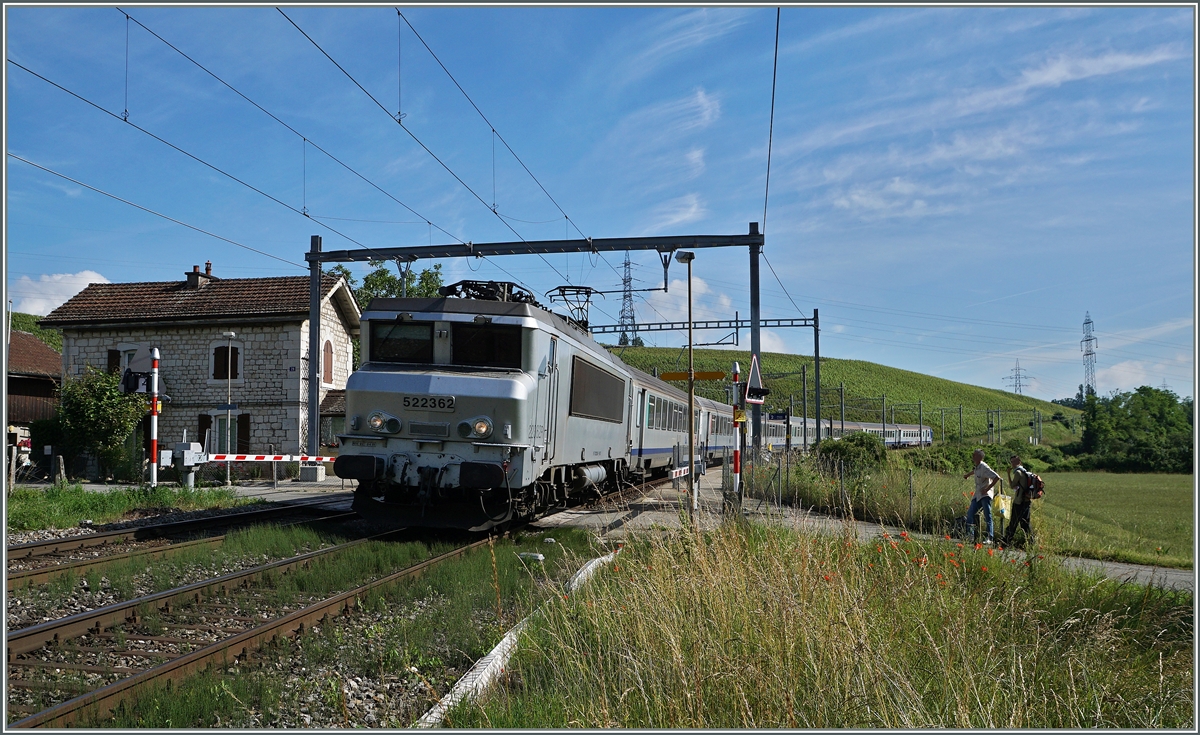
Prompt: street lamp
<box><xmin>674</xmin><ymin>250</ymin><xmax>697</xmax><ymax>522</ymax></box>
<box><xmin>222</xmin><ymin>331</ymin><xmax>236</xmax><ymax>487</ymax></box>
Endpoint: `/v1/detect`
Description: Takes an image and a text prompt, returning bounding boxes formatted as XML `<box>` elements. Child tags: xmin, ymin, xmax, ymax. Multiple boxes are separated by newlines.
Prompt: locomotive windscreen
<box><xmin>452</xmin><ymin>323</ymin><xmax>522</xmax><ymax>368</ymax></box>
<box><xmin>569</xmin><ymin>356</ymin><xmax>625</xmax><ymax>423</ymax></box>
<box><xmin>370</xmin><ymin>322</ymin><xmax>434</xmax><ymax>363</ymax></box>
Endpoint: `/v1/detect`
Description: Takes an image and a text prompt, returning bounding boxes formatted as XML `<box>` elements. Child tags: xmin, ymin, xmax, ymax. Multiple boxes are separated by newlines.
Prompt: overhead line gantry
<box><xmin>303</xmin><ymin>225</ymin><xmax>782</xmax><ymax>455</ymax></box>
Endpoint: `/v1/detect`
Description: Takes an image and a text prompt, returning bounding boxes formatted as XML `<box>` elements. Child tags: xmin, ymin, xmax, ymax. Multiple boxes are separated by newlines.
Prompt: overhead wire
<box><xmin>117</xmin><ymin>9</ymin><xmax>463</xmax><ymax>249</ymax></box>
<box><xmin>395</xmin><ymin>8</ymin><xmax>588</xmax><ymax>240</ymax></box>
<box><xmin>7</xmin><ymin>58</ymin><xmax>376</xmax><ymax>255</ymax></box>
<box><xmin>276</xmin><ymin>7</ymin><xmax>573</xmax><ymax>285</ymax></box>
<box><xmin>9</xmin><ymin>153</ymin><xmax>306</xmax><ymax>269</ymax></box>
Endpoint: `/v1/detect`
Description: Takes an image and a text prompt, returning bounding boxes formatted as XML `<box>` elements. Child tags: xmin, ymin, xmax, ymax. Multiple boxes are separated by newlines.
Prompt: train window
<box><xmin>370</xmin><ymin>322</ymin><xmax>433</xmax><ymax>364</ymax></box>
<box><xmin>451</xmin><ymin>323</ymin><xmax>523</xmax><ymax>368</ymax></box>
<box><xmin>568</xmin><ymin>357</ymin><xmax>625</xmax><ymax>423</ymax></box>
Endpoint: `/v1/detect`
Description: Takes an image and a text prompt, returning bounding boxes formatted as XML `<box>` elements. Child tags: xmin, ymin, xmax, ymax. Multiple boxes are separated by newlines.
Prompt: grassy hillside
<box><xmin>608</xmin><ymin>345</ymin><xmax>1081</xmax><ymax>444</ymax></box>
<box><xmin>10</xmin><ymin>311</ymin><xmax>63</xmax><ymax>351</ymax></box>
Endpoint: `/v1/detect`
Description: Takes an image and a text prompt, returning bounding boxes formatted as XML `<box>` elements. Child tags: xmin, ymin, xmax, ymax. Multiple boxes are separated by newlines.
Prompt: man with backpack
<box><xmin>1000</xmin><ymin>454</ymin><xmax>1036</xmax><ymax>549</ymax></box>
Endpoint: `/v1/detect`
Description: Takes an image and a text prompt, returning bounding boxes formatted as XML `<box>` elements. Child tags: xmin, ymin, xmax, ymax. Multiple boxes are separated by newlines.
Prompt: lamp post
<box><xmin>222</xmin><ymin>331</ymin><xmax>236</xmax><ymax>487</ymax></box>
<box><xmin>675</xmin><ymin>250</ymin><xmax>697</xmax><ymax>522</ymax></box>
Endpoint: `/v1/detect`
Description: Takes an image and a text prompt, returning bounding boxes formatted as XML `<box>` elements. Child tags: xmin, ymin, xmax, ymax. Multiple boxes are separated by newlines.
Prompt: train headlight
<box><xmin>458</xmin><ymin>417</ymin><xmax>494</xmax><ymax>439</ymax></box>
<box><xmin>368</xmin><ymin>412</ymin><xmax>402</xmax><ymax>434</ymax></box>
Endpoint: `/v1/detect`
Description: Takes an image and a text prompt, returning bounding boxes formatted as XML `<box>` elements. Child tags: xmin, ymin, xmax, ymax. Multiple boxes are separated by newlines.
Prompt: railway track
<box><xmin>6</xmin><ymin>499</ymin><xmax>354</xmax><ymax>587</ymax></box>
<box><xmin>6</xmin><ymin>530</ymin><xmax>491</xmax><ymax>728</ymax></box>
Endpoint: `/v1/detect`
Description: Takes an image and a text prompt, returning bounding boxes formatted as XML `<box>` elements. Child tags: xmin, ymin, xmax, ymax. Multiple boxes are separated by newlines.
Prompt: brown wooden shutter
<box><xmin>236</xmin><ymin>414</ymin><xmax>251</xmax><ymax>453</ymax></box>
<box><xmin>199</xmin><ymin>414</ymin><xmax>213</xmax><ymax>451</ymax></box>
<box><xmin>230</xmin><ymin>346</ymin><xmax>239</xmax><ymax>380</ymax></box>
<box><xmin>108</xmin><ymin>350</ymin><xmax>121</xmax><ymax>374</ymax></box>
<box><xmin>323</xmin><ymin>341</ymin><xmax>333</xmax><ymax>383</ymax></box>
<box><xmin>213</xmin><ymin>346</ymin><xmax>226</xmax><ymax>380</ymax></box>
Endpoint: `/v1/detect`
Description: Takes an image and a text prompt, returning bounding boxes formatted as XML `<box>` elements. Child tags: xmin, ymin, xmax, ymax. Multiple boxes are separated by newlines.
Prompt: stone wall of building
<box><xmin>58</xmin><ymin>303</ymin><xmax>354</xmax><ymax>456</ymax></box>
<box><xmin>297</xmin><ymin>294</ymin><xmax>357</xmax><ymax>451</ymax></box>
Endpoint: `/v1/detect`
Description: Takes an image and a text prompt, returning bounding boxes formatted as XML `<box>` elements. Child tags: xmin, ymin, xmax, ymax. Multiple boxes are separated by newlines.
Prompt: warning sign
<box><xmin>733</xmin><ymin>408</ymin><xmax>747</xmax><ymax>424</ymax></box>
<box><xmin>744</xmin><ymin>354</ymin><xmax>769</xmax><ymax>405</ymax></box>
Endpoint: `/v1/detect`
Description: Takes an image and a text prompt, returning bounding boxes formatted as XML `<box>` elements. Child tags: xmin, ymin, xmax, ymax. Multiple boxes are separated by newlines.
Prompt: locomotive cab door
<box><xmin>634</xmin><ymin>388</ymin><xmax>646</xmax><ymax>469</ymax></box>
<box><xmin>543</xmin><ymin>337</ymin><xmax>559</xmax><ymax>463</ymax></box>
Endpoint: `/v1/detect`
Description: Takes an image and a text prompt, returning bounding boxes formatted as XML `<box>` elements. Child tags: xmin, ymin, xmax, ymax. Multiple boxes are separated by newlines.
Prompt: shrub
<box><xmin>57</xmin><ymin>366</ymin><xmax>146</xmax><ymax>479</ymax></box>
<box><xmin>814</xmin><ymin>431</ymin><xmax>886</xmax><ymax>469</ymax></box>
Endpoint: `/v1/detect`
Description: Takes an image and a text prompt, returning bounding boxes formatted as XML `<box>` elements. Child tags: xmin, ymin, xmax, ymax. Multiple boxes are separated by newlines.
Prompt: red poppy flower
<box><xmin>823</xmin><ymin>575</ymin><xmax>832</xmax><ymax>581</ymax></box>
<box><xmin>974</xmin><ymin>543</ymin><xmax>982</xmax><ymax>550</ymax></box>
<box><xmin>987</xmin><ymin>549</ymin><xmax>994</xmax><ymax>557</ymax></box>
<box><xmin>981</xmin><ymin>566</ymin><xmax>988</xmax><ymax>572</ymax></box>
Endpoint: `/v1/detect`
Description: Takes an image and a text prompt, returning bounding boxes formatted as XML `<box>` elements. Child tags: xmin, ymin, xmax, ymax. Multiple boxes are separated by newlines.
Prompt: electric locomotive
<box><xmin>334</xmin><ymin>281</ymin><xmax>637</xmax><ymax>531</ymax></box>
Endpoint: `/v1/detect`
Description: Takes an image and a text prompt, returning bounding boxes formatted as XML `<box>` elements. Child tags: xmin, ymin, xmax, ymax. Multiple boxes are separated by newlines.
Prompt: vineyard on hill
<box><xmin>608</xmin><ymin>345</ymin><xmax>1081</xmax><ymax>445</ymax></box>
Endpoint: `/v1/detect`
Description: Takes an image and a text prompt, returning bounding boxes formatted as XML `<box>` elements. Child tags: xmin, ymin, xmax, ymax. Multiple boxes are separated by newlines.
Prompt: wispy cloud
<box><xmin>11</xmin><ymin>270</ymin><xmax>109</xmax><ymax>315</ymax></box>
<box><xmin>830</xmin><ymin>177</ymin><xmax>963</xmax><ymax>220</ymax></box>
<box><xmin>955</xmin><ymin>46</ymin><xmax>1188</xmax><ymax>116</ymax></box>
<box><xmin>592</xmin><ymin>88</ymin><xmax>721</xmax><ymax>195</ymax></box>
<box><xmin>783</xmin><ymin>8</ymin><xmax>937</xmax><ymax>56</ymax></box>
<box><xmin>612</xmin><ymin>8</ymin><xmax>754</xmax><ymax>87</ymax></box>
<box><xmin>640</xmin><ymin>193</ymin><xmax>707</xmax><ymax>235</ymax></box>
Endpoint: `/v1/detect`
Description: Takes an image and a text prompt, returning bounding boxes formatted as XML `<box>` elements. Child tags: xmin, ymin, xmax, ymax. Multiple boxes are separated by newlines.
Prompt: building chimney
<box><xmin>185</xmin><ymin>263</ymin><xmax>214</xmax><ymax>289</ymax></box>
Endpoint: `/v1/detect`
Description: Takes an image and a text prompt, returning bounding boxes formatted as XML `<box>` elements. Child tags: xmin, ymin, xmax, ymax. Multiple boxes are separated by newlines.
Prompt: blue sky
<box><xmin>4</xmin><ymin>5</ymin><xmax>1195</xmax><ymax>401</ymax></box>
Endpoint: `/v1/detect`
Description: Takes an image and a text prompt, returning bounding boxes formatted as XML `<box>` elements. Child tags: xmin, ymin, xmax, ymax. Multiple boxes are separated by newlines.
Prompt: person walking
<box><xmin>1000</xmin><ymin>454</ymin><xmax>1034</xmax><ymax>549</ymax></box>
<box><xmin>962</xmin><ymin>449</ymin><xmax>1000</xmax><ymax>543</ymax></box>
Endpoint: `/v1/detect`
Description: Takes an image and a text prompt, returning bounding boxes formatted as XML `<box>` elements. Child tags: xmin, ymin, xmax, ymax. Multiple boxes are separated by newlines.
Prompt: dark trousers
<box><xmin>1003</xmin><ymin>501</ymin><xmax>1032</xmax><ymax>545</ymax></box>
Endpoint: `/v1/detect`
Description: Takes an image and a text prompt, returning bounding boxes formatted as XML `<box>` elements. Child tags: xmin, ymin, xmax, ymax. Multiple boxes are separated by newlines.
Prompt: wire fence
<box><xmin>737</xmin><ymin>447</ymin><xmax>984</xmax><ymax>535</ymax></box>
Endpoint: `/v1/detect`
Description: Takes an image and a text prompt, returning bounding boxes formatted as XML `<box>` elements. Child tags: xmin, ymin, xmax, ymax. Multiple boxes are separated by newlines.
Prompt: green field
<box><xmin>1037</xmin><ymin>472</ymin><xmax>1194</xmax><ymax>568</ymax></box>
<box><xmin>611</xmin><ymin>346</ymin><xmax>1080</xmax><ymax>442</ymax></box>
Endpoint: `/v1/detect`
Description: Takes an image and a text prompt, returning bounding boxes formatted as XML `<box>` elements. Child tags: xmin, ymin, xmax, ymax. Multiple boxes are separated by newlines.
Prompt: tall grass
<box><xmin>5</xmin><ymin>484</ymin><xmax>254</xmax><ymax>533</ymax></box>
<box><xmin>747</xmin><ymin>452</ymin><xmax>967</xmax><ymax>532</ymax></box>
<box><xmin>455</xmin><ymin>523</ymin><xmax>1193</xmax><ymax>728</ymax></box>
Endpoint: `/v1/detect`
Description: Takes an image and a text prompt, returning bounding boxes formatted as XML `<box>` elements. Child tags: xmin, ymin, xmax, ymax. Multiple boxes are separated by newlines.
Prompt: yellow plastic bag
<box><xmin>992</xmin><ymin>492</ymin><xmax>1012</xmax><ymax>519</ymax></box>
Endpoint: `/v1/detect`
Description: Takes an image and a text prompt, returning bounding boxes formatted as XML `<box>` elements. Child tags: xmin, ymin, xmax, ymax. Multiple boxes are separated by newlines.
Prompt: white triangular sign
<box><xmin>745</xmin><ymin>353</ymin><xmax>768</xmax><ymax>405</ymax></box>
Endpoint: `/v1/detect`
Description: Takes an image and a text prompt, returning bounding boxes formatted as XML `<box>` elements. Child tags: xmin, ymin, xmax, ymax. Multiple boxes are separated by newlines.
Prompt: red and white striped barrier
<box><xmin>669</xmin><ymin>466</ymin><xmax>690</xmax><ymax>480</ymax></box>
<box><xmin>207</xmin><ymin>454</ymin><xmax>337</xmax><ymax>463</ymax></box>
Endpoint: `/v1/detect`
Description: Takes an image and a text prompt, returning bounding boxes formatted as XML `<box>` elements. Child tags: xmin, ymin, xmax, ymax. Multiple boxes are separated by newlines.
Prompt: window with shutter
<box><xmin>323</xmin><ymin>340</ymin><xmax>334</xmax><ymax>384</ymax></box>
<box><xmin>213</xmin><ymin>346</ymin><xmax>240</xmax><ymax>380</ymax></box>
<box><xmin>108</xmin><ymin>350</ymin><xmax>121</xmax><ymax>374</ymax></box>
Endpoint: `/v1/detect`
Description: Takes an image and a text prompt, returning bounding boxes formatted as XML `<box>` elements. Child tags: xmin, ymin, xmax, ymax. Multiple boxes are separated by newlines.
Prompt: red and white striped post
<box><xmin>149</xmin><ymin>347</ymin><xmax>160</xmax><ymax>488</ymax></box>
<box><xmin>731</xmin><ymin>361</ymin><xmax>740</xmax><ymax>507</ymax></box>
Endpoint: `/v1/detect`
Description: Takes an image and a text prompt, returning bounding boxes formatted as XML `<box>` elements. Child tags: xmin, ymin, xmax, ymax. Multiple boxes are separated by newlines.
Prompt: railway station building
<box><xmin>39</xmin><ymin>262</ymin><xmax>360</xmax><ymax>458</ymax></box>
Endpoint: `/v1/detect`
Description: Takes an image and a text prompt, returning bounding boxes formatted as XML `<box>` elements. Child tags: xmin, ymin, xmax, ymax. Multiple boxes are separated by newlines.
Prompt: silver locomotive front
<box><xmin>335</xmin><ymin>300</ymin><xmax>541</xmax><ymax>530</ymax></box>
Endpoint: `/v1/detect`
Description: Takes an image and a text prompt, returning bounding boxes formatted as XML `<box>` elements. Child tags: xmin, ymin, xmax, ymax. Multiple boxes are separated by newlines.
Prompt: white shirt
<box><xmin>972</xmin><ymin>461</ymin><xmax>1000</xmax><ymax>500</ymax></box>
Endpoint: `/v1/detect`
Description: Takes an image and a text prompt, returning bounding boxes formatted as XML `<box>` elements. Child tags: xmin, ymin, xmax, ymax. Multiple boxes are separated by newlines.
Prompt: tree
<box><xmin>1077</xmin><ymin>386</ymin><xmax>1192</xmax><ymax>472</ymax></box>
<box><xmin>57</xmin><ymin>366</ymin><xmax>146</xmax><ymax>479</ymax></box>
<box><xmin>1052</xmin><ymin>384</ymin><xmax>1087</xmax><ymax>411</ymax></box>
<box><xmin>327</xmin><ymin>261</ymin><xmax>444</xmax><ymax>310</ymax></box>
<box><xmin>326</xmin><ymin>262</ymin><xmax>445</xmax><ymax>368</ymax></box>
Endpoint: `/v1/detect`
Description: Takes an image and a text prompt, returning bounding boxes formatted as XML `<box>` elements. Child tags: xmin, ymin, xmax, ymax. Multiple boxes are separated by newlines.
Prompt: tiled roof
<box><xmin>40</xmin><ymin>275</ymin><xmax>345</xmax><ymax>327</ymax></box>
<box><xmin>320</xmin><ymin>389</ymin><xmax>346</xmax><ymax>415</ymax></box>
<box><xmin>8</xmin><ymin>330</ymin><xmax>61</xmax><ymax>378</ymax></box>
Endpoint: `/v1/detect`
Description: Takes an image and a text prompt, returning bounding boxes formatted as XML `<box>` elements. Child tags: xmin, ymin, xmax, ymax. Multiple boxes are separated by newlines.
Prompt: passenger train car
<box><xmin>334</xmin><ymin>281</ymin><xmax>928</xmax><ymax>531</ymax></box>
